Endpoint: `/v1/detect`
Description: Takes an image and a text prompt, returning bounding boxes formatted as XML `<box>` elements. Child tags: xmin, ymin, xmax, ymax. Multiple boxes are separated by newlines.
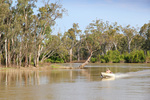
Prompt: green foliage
<box><xmin>99</xmin><ymin>55</ymin><xmax>110</xmax><ymax>63</ymax></box>
<box><xmin>146</xmin><ymin>51</ymin><xmax>150</xmax><ymax>62</ymax></box>
<box><xmin>107</xmin><ymin>50</ymin><xmax>120</xmax><ymax>63</ymax></box>
<box><xmin>45</xmin><ymin>56</ymin><xmax>64</xmax><ymax>63</ymax></box>
<box><xmin>104</xmin><ymin>55</ymin><xmax>110</xmax><ymax>63</ymax></box>
<box><xmin>94</xmin><ymin>50</ymin><xmax>147</xmax><ymax>63</ymax></box>
<box><xmin>120</xmin><ymin>54</ymin><xmax>125</xmax><ymax>62</ymax></box>
<box><xmin>124</xmin><ymin>50</ymin><xmax>146</xmax><ymax>63</ymax></box>
<box><xmin>100</xmin><ymin>59</ymin><xmax>105</xmax><ymax>63</ymax></box>
<box><xmin>91</xmin><ymin>57</ymin><xmax>97</xmax><ymax>63</ymax></box>
<box><xmin>51</xmin><ymin>65</ymin><xmax>60</xmax><ymax>68</ymax></box>
<box><xmin>99</xmin><ymin>50</ymin><xmax>120</xmax><ymax>63</ymax></box>
<box><xmin>45</xmin><ymin>59</ymin><xmax>54</xmax><ymax>63</ymax></box>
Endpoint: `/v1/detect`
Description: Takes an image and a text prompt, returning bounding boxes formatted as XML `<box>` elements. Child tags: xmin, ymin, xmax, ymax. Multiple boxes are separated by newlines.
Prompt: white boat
<box><xmin>101</xmin><ymin>77</ymin><xmax>115</xmax><ymax>81</ymax></box>
<box><xmin>101</xmin><ymin>72</ymin><xmax>115</xmax><ymax>78</ymax></box>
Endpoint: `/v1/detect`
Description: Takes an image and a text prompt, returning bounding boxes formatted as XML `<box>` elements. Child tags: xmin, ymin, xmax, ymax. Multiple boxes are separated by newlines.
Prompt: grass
<box><xmin>0</xmin><ymin>63</ymin><xmax>77</xmax><ymax>72</ymax></box>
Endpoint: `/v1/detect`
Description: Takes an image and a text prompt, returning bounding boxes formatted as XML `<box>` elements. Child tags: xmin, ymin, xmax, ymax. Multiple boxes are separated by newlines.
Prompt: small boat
<box><xmin>101</xmin><ymin>72</ymin><xmax>115</xmax><ymax>78</ymax></box>
<box><xmin>101</xmin><ymin>77</ymin><xmax>115</xmax><ymax>81</ymax></box>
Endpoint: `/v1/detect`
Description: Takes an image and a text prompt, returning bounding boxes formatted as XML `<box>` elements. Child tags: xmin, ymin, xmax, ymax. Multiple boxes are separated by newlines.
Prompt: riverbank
<box><xmin>0</xmin><ymin>63</ymin><xmax>76</xmax><ymax>72</ymax></box>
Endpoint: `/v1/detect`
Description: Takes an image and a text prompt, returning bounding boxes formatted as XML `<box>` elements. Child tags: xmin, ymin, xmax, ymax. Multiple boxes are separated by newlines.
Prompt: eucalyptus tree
<box><xmin>33</xmin><ymin>1</ymin><xmax>65</xmax><ymax>67</ymax></box>
<box><xmin>15</xmin><ymin>0</ymin><xmax>37</xmax><ymax>67</ymax></box>
<box><xmin>79</xmin><ymin>19</ymin><xmax>106</xmax><ymax>68</ymax></box>
<box><xmin>0</xmin><ymin>0</ymin><xmax>20</xmax><ymax>67</ymax></box>
<box><xmin>40</xmin><ymin>34</ymin><xmax>63</xmax><ymax>62</ymax></box>
<box><xmin>139</xmin><ymin>22</ymin><xmax>150</xmax><ymax>51</ymax></box>
<box><xmin>0</xmin><ymin>0</ymin><xmax>9</xmax><ymax>66</ymax></box>
<box><xmin>122</xmin><ymin>25</ymin><xmax>137</xmax><ymax>53</ymax></box>
<box><xmin>107</xmin><ymin>22</ymin><xmax>121</xmax><ymax>50</ymax></box>
<box><xmin>131</xmin><ymin>34</ymin><xmax>145</xmax><ymax>50</ymax></box>
<box><xmin>62</xmin><ymin>23</ymin><xmax>81</xmax><ymax>62</ymax></box>
<box><xmin>0</xmin><ymin>0</ymin><xmax>14</xmax><ymax>67</ymax></box>
<box><xmin>117</xmin><ymin>35</ymin><xmax>128</xmax><ymax>53</ymax></box>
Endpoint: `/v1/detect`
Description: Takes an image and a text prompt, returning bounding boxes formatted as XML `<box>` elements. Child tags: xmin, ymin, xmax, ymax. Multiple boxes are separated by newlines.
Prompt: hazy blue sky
<box><xmin>37</xmin><ymin>0</ymin><xmax>150</xmax><ymax>34</ymax></box>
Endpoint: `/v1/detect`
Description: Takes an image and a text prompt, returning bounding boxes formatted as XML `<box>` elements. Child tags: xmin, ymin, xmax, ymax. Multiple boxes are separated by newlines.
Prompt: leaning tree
<box><xmin>79</xmin><ymin>19</ymin><xmax>107</xmax><ymax>68</ymax></box>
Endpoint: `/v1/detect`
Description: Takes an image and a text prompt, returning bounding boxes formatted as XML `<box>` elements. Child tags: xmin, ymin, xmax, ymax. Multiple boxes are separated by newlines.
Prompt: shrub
<box><xmin>44</xmin><ymin>57</ymin><xmax>64</xmax><ymax>63</ymax></box>
<box><xmin>55</xmin><ymin>59</ymin><xmax>64</xmax><ymax>63</ymax></box>
<box><xmin>104</xmin><ymin>55</ymin><xmax>110</xmax><ymax>63</ymax></box>
<box><xmin>146</xmin><ymin>51</ymin><xmax>150</xmax><ymax>62</ymax></box>
<box><xmin>138</xmin><ymin>50</ymin><xmax>146</xmax><ymax>63</ymax></box>
<box><xmin>97</xmin><ymin>54</ymin><xmax>101</xmax><ymax>62</ymax></box>
<box><xmin>113</xmin><ymin>58</ymin><xmax>120</xmax><ymax>63</ymax></box>
<box><xmin>100</xmin><ymin>59</ymin><xmax>105</xmax><ymax>63</ymax></box>
<box><xmin>45</xmin><ymin>59</ymin><xmax>53</xmax><ymax>62</ymax></box>
<box><xmin>91</xmin><ymin>57</ymin><xmax>97</xmax><ymax>63</ymax></box>
<box><xmin>124</xmin><ymin>50</ymin><xmax>146</xmax><ymax>63</ymax></box>
<box><xmin>124</xmin><ymin>54</ymin><xmax>130</xmax><ymax>63</ymax></box>
<box><xmin>106</xmin><ymin>50</ymin><xmax>120</xmax><ymax>63</ymax></box>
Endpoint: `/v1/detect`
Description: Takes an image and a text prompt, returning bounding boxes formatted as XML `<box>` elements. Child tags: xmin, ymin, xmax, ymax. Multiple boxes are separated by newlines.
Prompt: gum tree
<box><xmin>122</xmin><ymin>25</ymin><xmax>137</xmax><ymax>53</ymax></box>
<box><xmin>79</xmin><ymin>19</ymin><xmax>106</xmax><ymax>68</ymax></box>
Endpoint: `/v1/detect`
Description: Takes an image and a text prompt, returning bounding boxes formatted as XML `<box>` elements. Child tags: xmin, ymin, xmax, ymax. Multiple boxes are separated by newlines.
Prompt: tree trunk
<box><xmin>5</xmin><ymin>39</ymin><xmax>8</xmax><ymax>68</ymax></box>
<box><xmin>103</xmin><ymin>42</ymin><xmax>107</xmax><ymax>55</ymax></box>
<box><xmin>128</xmin><ymin>41</ymin><xmax>131</xmax><ymax>53</ymax></box>
<box><xmin>0</xmin><ymin>50</ymin><xmax>1</xmax><ymax>66</ymax></box>
<box><xmin>29</xmin><ymin>53</ymin><xmax>31</xmax><ymax>67</ymax></box>
<box><xmin>77</xmin><ymin>43</ymin><xmax>81</xmax><ymax>61</ymax></box>
<box><xmin>17</xmin><ymin>55</ymin><xmax>19</xmax><ymax>67</ymax></box>
<box><xmin>24</xmin><ymin>42</ymin><xmax>28</xmax><ymax>67</ymax></box>
<box><xmin>70</xmin><ymin>48</ymin><xmax>72</xmax><ymax>63</ymax></box>
<box><xmin>79</xmin><ymin>51</ymin><xmax>93</xmax><ymax>69</ymax></box>
<box><xmin>0</xmin><ymin>34</ymin><xmax>1</xmax><ymax>66</ymax></box>
<box><xmin>25</xmin><ymin>53</ymin><xmax>28</xmax><ymax>67</ymax></box>
<box><xmin>113</xmin><ymin>42</ymin><xmax>117</xmax><ymax>50</ymax></box>
<box><xmin>34</xmin><ymin>53</ymin><xmax>37</xmax><ymax>67</ymax></box>
<box><xmin>13</xmin><ymin>54</ymin><xmax>16</xmax><ymax>65</ymax></box>
<box><xmin>36</xmin><ymin>45</ymin><xmax>41</xmax><ymax>67</ymax></box>
<box><xmin>24</xmin><ymin>12</ymin><xmax>28</xmax><ymax>67</ymax></box>
<box><xmin>19</xmin><ymin>46</ymin><xmax>22</xmax><ymax>68</ymax></box>
<box><xmin>77</xmin><ymin>47</ymin><xmax>80</xmax><ymax>61</ymax></box>
<box><xmin>7</xmin><ymin>40</ymin><xmax>11</xmax><ymax>67</ymax></box>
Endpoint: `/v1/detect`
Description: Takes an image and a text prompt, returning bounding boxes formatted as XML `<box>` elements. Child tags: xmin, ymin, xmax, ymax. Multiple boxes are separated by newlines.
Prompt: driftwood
<box><xmin>79</xmin><ymin>51</ymin><xmax>93</xmax><ymax>69</ymax></box>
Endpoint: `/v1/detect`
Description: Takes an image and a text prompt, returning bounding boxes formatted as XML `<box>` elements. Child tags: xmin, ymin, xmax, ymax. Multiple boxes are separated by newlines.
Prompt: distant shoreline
<box><xmin>0</xmin><ymin>62</ymin><xmax>150</xmax><ymax>72</ymax></box>
<box><xmin>0</xmin><ymin>63</ymin><xmax>76</xmax><ymax>72</ymax></box>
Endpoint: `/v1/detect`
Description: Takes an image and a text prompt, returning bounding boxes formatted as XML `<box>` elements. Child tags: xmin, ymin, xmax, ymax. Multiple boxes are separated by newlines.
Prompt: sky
<box><xmin>36</xmin><ymin>0</ymin><xmax>150</xmax><ymax>34</ymax></box>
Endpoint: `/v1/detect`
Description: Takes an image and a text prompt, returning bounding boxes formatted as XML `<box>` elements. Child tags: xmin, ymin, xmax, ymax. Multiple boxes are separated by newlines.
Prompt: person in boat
<box><xmin>106</xmin><ymin>69</ymin><xmax>112</xmax><ymax>73</ymax></box>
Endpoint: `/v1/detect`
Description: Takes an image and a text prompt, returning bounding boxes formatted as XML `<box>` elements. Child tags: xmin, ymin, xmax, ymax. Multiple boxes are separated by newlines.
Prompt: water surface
<box><xmin>0</xmin><ymin>63</ymin><xmax>150</xmax><ymax>100</ymax></box>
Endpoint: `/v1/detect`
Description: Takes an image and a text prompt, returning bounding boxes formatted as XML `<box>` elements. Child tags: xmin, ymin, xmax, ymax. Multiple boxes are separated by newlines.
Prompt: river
<box><xmin>0</xmin><ymin>63</ymin><xmax>150</xmax><ymax>100</ymax></box>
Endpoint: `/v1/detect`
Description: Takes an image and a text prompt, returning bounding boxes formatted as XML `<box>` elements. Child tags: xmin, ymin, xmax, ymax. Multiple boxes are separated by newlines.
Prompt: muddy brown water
<box><xmin>0</xmin><ymin>63</ymin><xmax>150</xmax><ymax>100</ymax></box>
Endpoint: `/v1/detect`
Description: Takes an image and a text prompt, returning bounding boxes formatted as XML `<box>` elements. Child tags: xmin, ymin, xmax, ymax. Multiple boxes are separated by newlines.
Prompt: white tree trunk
<box><xmin>5</xmin><ymin>39</ymin><xmax>8</xmax><ymax>68</ymax></box>
<box><xmin>77</xmin><ymin>47</ymin><xmax>80</xmax><ymax>61</ymax></box>
<box><xmin>128</xmin><ymin>41</ymin><xmax>131</xmax><ymax>53</ymax></box>
<box><xmin>19</xmin><ymin>46</ymin><xmax>22</xmax><ymax>68</ymax></box>
<box><xmin>0</xmin><ymin>50</ymin><xmax>1</xmax><ymax>66</ymax></box>
<box><xmin>113</xmin><ymin>42</ymin><xmax>117</xmax><ymax>50</ymax></box>
<box><xmin>70</xmin><ymin>48</ymin><xmax>72</xmax><ymax>62</ymax></box>
<box><xmin>0</xmin><ymin>34</ymin><xmax>1</xmax><ymax>66</ymax></box>
<box><xmin>29</xmin><ymin>53</ymin><xmax>31</xmax><ymax>67</ymax></box>
<box><xmin>36</xmin><ymin>45</ymin><xmax>43</xmax><ymax>67</ymax></box>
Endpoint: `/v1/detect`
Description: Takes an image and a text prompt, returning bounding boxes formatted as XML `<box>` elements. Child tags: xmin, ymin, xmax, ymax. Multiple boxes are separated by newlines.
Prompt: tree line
<box><xmin>0</xmin><ymin>0</ymin><xmax>150</xmax><ymax>68</ymax></box>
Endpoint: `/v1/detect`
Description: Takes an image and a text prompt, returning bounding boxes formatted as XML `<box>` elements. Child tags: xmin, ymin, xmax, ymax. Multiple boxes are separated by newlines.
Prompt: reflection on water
<box><xmin>0</xmin><ymin>69</ymin><xmax>92</xmax><ymax>86</ymax></box>
<box><xmin>0</xmin><ymin>63</ymin><xmax>150</xmax><ymax>100</ymax></box>
<box><xmin>0</xmin><ymin>70</ymin><xmax>44</xmax><ymax>86</ymax></box>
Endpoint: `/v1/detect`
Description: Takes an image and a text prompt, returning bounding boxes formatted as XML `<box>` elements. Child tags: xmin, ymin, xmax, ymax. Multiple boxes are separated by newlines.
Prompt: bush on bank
<box><xmin>124</xmin><ymin>50</ymin><xmax>146</xmax><ymax>63</ymax></box>
<box><xmin>44</xmin><ymin>56</ymin><xmax>64</xmax><ymax>63</ymax></box>
<box><xmin>91</xmin><ymin>50</ymin><xmax>148</xmax><ymax>63</ymax></box>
